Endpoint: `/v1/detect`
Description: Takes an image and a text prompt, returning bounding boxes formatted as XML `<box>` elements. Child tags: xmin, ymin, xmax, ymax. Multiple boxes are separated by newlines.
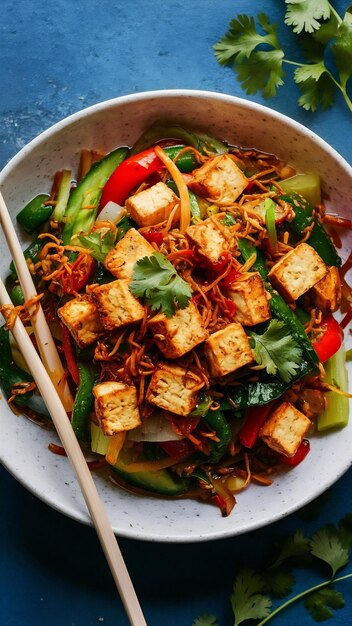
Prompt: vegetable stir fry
<box><xmin>2</xmin><ymin>122</ymin><xmax>351</xmax><ymax>516</ymax></box>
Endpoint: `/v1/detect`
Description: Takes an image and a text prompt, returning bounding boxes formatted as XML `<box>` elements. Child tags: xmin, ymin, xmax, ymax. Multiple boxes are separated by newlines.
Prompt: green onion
<box><xmin>264</xmin><ymin>198</ymin><xmax>277</xmax><ymax>249</ymax></box>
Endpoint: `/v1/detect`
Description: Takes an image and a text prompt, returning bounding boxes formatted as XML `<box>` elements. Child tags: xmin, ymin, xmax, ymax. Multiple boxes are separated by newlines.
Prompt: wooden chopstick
<box><xmin>0</xmin><ymin>191</ymin><xmax>73</xmax><ymax>411</ymax></box>
<box><xmin>0</xmin><ymin>279</ymin><xmax>147</xmax><ymax>626</ymax></box>
<box><xmin>0</xmin><ymin>189</ymin><xmax>147</xmax><ymax>626</ymax></box>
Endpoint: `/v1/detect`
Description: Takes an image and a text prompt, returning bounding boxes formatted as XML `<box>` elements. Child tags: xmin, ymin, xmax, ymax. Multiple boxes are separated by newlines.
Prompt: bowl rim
<box><xmin>1</xmin><ymin>89</ymin><xmax>352</xmax><ymax>182</ymax></box>
<box><xmin>1</xmin><ymin>89</ymin><xmax>352</xmax><ymax>542</ymax></box>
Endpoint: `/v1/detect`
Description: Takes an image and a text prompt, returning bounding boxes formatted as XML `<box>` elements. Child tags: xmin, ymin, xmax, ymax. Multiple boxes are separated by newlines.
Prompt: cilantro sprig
<box><xmin>214</xmin><ymin>1</ymin><xmax>352</xmax><ymax>112</ymax></box>
<box><xmin>250</xmin><ymin>319</ymin><xmax>302</xmax><ymax>383</ymax></box>
<box><xmin>192</xmin><ymin>516</ymin><xmax>352</xmax><ymax>626</ymax></box>
<box><xmin>129</xmin><ymin>252</ymin><xmax>192</xmax><ymax>318</ymax></box>
<box><xmin>72</xmin><ymin>230</ymin><xmax>115</xmax><ymax>263</ymax></box>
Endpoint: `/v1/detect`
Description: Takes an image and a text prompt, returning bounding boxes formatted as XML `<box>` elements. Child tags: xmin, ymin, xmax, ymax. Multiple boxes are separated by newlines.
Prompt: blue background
<box><xmin>1</xmin><ymin>1</ymin><xmax>351</xmax><ymax>625</ymax></box>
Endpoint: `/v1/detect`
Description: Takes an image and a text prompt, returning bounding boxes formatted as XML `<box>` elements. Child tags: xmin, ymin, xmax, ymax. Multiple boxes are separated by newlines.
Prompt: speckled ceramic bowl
<box><xmin>1</xmin><ymin>90</ymin><xmax>352</xmax><ymax>542</ymax></box>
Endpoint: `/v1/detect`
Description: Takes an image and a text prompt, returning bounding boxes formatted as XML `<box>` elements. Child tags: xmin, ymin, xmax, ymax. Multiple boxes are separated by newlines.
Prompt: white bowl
<box><xmin>1</xmin><ymin>89</ymin><xmax>352</xmax><ymax>542</ymax></box>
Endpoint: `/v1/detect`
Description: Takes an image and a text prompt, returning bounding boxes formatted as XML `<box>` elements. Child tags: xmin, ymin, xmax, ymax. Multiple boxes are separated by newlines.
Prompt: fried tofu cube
<box><xmin>186</xmin><ymin>217</ymin><xmax>232</xmax><ymax>263</ymax></box>
<box><xmin>268</xmin><ymin>243</ymin><xmax>328</xmax><ymax>302</ymax></box>
<box><xmin>259</xmin><ymin>401</ymin><xmax>311</xmax><ymax>457</ymax></box>
<box><xmin>93</xmin><ymin>381</ymin><xmax>141</xmax><ymax>435</ymax></box>
<box><xmin>309</xmin><ymin>266</ymin><xmax>342</xmax><ymax>314</ymax></box>
<box><xmin>91</xmin><ymin>279</ymin><xmax>145</xmax><ymax>331</ymax></box>
<box><xmin>148</xmin><ymin>301</ymin><xmax>208</xmax><ymax>359</ymax></box>
<box><xmin>204</xmin><ymin>322</ymin><xmax>253</xmax><ymax>377</ymax></box>
<box><xmin>188</xmin><ymin>154</ymin><xmax>248</xmax><ymax>203</ymax></box>
<box><xmin>125</xmin><ymin>182</ymin><xmax>180</xmax><ymax>227</ymax></box>
<box><xmin>57</xmin><ymin>297</ymin><xmax>104</xmax><ymax>348</ymax></box>
<box><xmin>104</xmin><ymin>228</ymin><xmax>155</xmax><ymax>280</ymax></box>
<box><xmin>146</xmin><ymin>362</ymin><xmax>202</xmax><ymax>416</ymax></box>
<box><xmin>228</xmin><ymin>272</ymin><xmax>271</xmax><ymax>326</ymax></box>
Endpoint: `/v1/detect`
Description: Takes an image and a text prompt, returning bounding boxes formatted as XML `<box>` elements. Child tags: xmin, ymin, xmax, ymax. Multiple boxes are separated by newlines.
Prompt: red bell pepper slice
<box><xmin>60</xmin><ymin>253</ymin><xmax>95</xmax><ymax>294</ymax></box>
<box><xmin>220</xmin><ymin>268</ymin><xmax>241</xmax><ymax>289</ymax></box>
<box><xmin>239</xmin><ymin>401</ymin><xmax>275</xmax><ymax>448</ymax></box>
<box><xmin>278</xmin><ymin>439</ymin><xmax>310</xmax><ymax>466</ymax></box>
<box><xmin>199</xmin><ymin>251</ymin><xmax>230</xmax><ymax>273</ymax></box>
<box><xmin>61</xmin><ymin>324</ymin><xmax>80</xmax><ymax>385</ymax></box>
<box><xmin>99</xmin><ymin>147</ymin><xmax>162</xmax><ymax>210</ymax></box>
<box><xmin>142</xmin><ymin>229</ymin><xmax>164</xmax><ymax>245</ymax></box>
<box><xmin>222</xmin><ymin>298</ymin><xmax>237</xmax><ymax>317</ymax></box>
<box><xmin>159</xmin><ymin>439</ymin><xmax>194</xmax><ymax>459</ymax></box>
<box><xmin>311</xmin><ymin>315</ymin><xmax>343</xmax><ymax>363</ymax></box>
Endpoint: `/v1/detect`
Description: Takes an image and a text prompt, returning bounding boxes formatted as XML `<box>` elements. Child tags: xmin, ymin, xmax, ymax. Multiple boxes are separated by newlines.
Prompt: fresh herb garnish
<box><xmin>192</xmin><ymin>516</ymin><xmax>352</xmax><ymax>625</ymax></box>
<box><xmin>72</xmin><ymin>230</ymin><xmax>115</xmax><ymax>263</ymax></box>
<box><xmin>129</xmin><ymin>252</ymin><xmax>192</xmax><ymax>318</ymax></box>
<box><xmin>192</xmin><ymin>616</ymin><xmax>219</xmax><ymax>626</ymax></box>
<box><xmin>250</xmin><ymin>319</ymin><xmax>302</xmax><ymax>382</ymax></box>
<box><xmin>214</xmin><ymin>2</ymin><xmax>352</xmax><ymax>112</ymax></box>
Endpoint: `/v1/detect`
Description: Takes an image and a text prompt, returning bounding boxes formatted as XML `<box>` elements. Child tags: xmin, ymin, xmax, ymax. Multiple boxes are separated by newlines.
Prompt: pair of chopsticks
<box><xmin>0</xmin><ymin>191</ymin><xmax>147</xmax><ymax>626</ymax></box>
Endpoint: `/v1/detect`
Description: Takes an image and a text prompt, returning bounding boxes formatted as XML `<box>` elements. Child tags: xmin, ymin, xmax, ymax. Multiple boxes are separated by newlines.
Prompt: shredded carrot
<box><xmin>154</xmin><ymin>145</ymin><xmax>191</xmax><ymax>233</ymax></box>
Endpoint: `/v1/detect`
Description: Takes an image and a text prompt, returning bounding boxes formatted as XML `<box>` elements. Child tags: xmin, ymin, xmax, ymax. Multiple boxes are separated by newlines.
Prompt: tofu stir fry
<box><xmin>2</xmin><ymin>122</ymin><xmax>351</xmax><ymax>516</ymax></box>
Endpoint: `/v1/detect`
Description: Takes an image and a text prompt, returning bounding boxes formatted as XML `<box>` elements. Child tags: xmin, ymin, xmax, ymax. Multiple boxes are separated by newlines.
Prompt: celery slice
<box><xmin>280</xmin><ymin>173</ymin><xmax>321</xmax><ymax>206</ymax></box>
<box><xmin>317</xmin><ymin>346</ymin><xmax>349</xmax><ymax>431</ymax></box>
<box><xmin>90</xmin><ymin>422</ymin><xmax>109</xmax><ymax>455</ymax></box>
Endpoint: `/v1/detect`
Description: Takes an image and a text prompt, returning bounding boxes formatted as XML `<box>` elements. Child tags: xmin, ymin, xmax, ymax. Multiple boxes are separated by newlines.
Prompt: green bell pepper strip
<box><xmin>238</xmin><ymin>239</ymin><xmax>319</xmax><ymax>369</ymax></box>
<box><xmin>11</xmin><ymin>284</ymin><xmax>25</xmax><ymax>306</ymax></box>
<box><xmin>130</xmin><ymin>121</ymin><xmax>228</xmax><ymax>156</ymax></box>
<box><xmin>221</xmin><ymin>358</ymin><xmax>312</xmax><ymax>411</ymax></box>
<box><xmin>202</xmin><ymin>409</ymin><xmax>231</xmax><ymax>463</ymax></box>
<box><xmin>16</xmin><ymin>193</ymin><xmax>52</xmax><ymax>233</ymax></box>
<box><xmin>280</xmin><ymin>193</ymin><xmax>341</xmax><ymax>267</ymax></box>
<box><xmin>71</xmin><ymin>362</ymin><xmax>96</xmax><ymax>441</ymax></box>
<box><xmin>62</xmin><ymin>146</ymin><xmax>129</xmax><ymax>245</ymax></box>
<box><xmin>0</xmin><ymin>325</ymin><xmax>48</xmax><ymax>415</ymax></box>
<box><xmin>9</xmin><ymin>238</ymin><xmax>47</xmax><ymax>278</ymax></box>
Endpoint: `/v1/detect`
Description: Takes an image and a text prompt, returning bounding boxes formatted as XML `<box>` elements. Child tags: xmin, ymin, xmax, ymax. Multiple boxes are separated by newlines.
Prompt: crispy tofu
<box><xmin>259</xmin><ymin>401</ymin><xmax>311</xmax><ymax>457</ymax></box>
<box><xmin>309</xmin><ymin>266</ymin><xmax>342</xmax><ymax>314</ymax></box>
<box><xmin>268</xmin><ymin>243</ymin><xmax>328</xmax><ymax>303</ymax></box>
<box><xmin>188</xmin><ymin>154</ymin><xmax>248</xmax><ymax>203</ymax></box>
<box><xmin>93</xmin><ymin>381</ymin><xmax>141</xmax><ymax>435</ymax></box>
<box><xmin>148</xmin><ymin>301</ymin><xmax>208</xmax><ymax>359</ymax></box>
<box><xmin>125</xmin><ymin>182</ymin><xmax>180</xmax><ymax>227</ymax></box>
<box><xmin>186</xmin><ymin>217</ymin><xmax>232</xmax><ymax>263</ymax></box>
<box><xmin>228</xmin><ymin>272</ymin><xmax>271</xmax><ymax>326</ymax></box>
<box><xmin>57</xmin><ymin>297</ymin><xmax>104</xmax><ymax>348</ymax></box>
<box><xmin>204</xmin><ymin>322</ymin><xmax>253</xmax><ymax>377</ymax></box>
<box><xmin>104</xmin><ymin>228</ymin><xmax>155</xmax><ymax>280</ymax></box>
<box><xmin>91</xmin><ymin>279</ymin><xmax>145</xmax><ymax>331</ymax></box>
<box><xmin>146</xmin><ymin>362</ymin><xmax>202</xmax><ymax>416</ymax></box>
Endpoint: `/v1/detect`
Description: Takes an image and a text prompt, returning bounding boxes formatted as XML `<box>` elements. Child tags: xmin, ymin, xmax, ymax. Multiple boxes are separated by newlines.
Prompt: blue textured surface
<box><xmin>1</xmin><ymin>1</ymin><xmax>352</xmax><ymax>625</ymax></box>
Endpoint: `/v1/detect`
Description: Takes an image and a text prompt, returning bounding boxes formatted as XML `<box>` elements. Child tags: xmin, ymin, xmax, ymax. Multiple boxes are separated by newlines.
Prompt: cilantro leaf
<box><xmin>236</xmin><ymin>50</ymin><xmax>285</xmax><ymax>99</ymax></box>
<box><xmin>270</xmin><ymin>530</ymin><xmax>311</xmax><ymax>569</ymax></box>
<box><xmin>192</xmin><ymin>615</ymin><xmax>219</xmax><ymax>626</ymax></box>
<box><xmin>73</xmin><ymin>230</ymin><xmax>115</xmax><ymax>263</ymax></box>
<box><xmin>285</xmin><ymin>0</ymin><xmax>331</xmax><ymax>34</ymax></box>
<box><xmin>264</xmin><ymin>568</ymin><xmax>295</xmax><ymax>598</ymax></box>
<box><xmin>310</xmin><ymin>528</ymin><xmax>349</xmax><ymax>576</ymax></box>
<box><xmin>331</xmin><ymin>12</ymin><xmax>352</xmax><ymax>89</ymax></box>
<box><xmin>214</xmin><ymin>2</ymin><xmax>352</xmax><ymax>113</ymax></box>
<box><xmin>297</xmin><ymin>74</ymin><xmax>336</xmax><ymax>112</ymax></box>
<box><xmin>129</xmin><ymin>252</ymin><xmax>192</xmax><ymax>318</ymax></box>
<box><xmin>250</xmin><ymin>319</ymin><xmax>302</xmax><ymax>382</ymax></box>
<box><xmin>213</xmin><ymin>13</ymin><xmax>280</xmax><ymax>65</ymax></box>
<box><xmin>304</xmin><ymin>588</ymin><xmax>344</xmax><ymax>621</ymax></box>
<box><xmin>230</xmin><ymin>569</ymin><xmax>272</xmax><ymax>626</ymax></box>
